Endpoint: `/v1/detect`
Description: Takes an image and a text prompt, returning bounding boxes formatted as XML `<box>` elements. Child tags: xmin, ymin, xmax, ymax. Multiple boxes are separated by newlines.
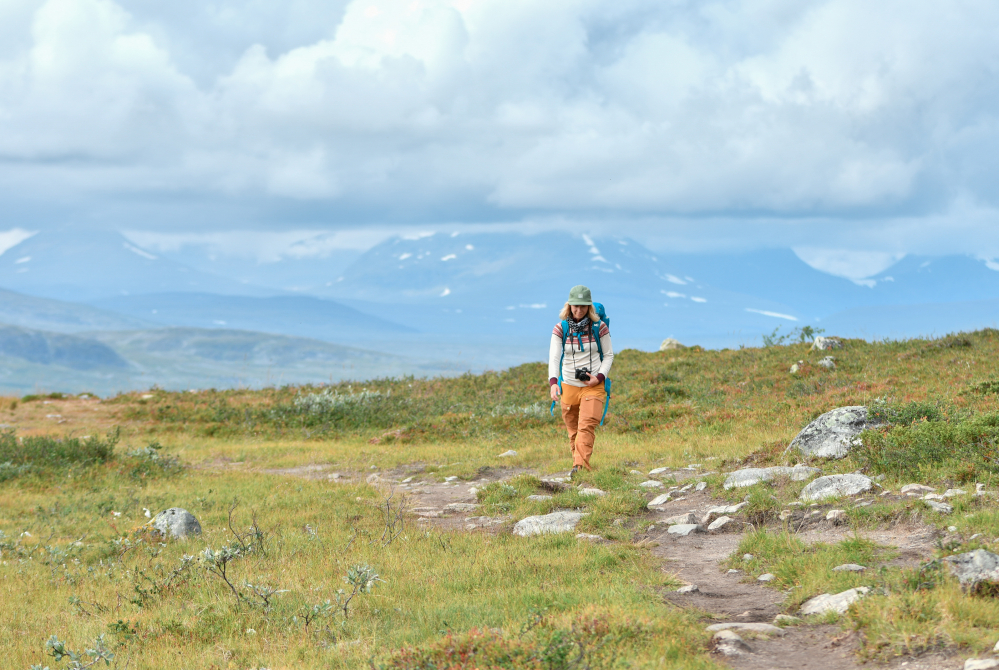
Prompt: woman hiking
<box><xmin>548</xmin><ymin>285</ymin><xmax>614</xmax><ymax>476</ymax></box>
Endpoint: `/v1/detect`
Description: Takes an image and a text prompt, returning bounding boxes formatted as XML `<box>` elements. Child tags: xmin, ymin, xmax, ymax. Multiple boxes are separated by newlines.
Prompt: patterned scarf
<box><xmin>567</xmin><ymin>316</ymin><xmax>591</xmax><ymax>335</ymax></box>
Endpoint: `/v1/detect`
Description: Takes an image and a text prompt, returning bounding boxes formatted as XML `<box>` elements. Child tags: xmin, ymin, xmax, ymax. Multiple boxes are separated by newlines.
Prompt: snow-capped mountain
<box><xmin>0</xmin><ymin>228</ymin><xmax>277</xmax><ymax>302</ymax></box>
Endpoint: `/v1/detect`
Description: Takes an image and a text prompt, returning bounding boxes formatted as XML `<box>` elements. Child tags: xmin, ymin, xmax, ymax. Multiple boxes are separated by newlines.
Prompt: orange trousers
<box><xmin>560</xmin><ymin>383</ymin><xmax>606</xmax><ymax>470</ymax></box>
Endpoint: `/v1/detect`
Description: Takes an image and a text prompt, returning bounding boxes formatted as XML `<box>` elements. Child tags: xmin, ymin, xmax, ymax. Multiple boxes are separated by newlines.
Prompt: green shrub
<box><xmin>853</xmin><ymin>414</ymin><xmax>999</xmax><ymax>481</ymax></box>
<box><xmin>0</xmin><ymin>428</ymin><xmax>118</xmax><ymax>467</ymax></box>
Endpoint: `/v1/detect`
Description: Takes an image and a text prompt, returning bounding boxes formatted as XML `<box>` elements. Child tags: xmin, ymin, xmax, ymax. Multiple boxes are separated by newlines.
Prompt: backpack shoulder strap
<box><xmin>593</xmin><ymin>320</ymin><xmax>604</xmax><ymax>362</ymax></box>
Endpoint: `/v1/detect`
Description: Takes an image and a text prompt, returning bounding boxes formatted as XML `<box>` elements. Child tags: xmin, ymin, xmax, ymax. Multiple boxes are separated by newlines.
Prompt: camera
<box><xmin>574</xmin><ymin>367</ymin><xmax>591</xmax><ymax>382</ymax></box>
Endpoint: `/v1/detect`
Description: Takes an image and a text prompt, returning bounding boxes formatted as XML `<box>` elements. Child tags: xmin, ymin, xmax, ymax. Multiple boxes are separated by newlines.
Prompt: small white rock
<box><xmin>944</xmin><ymin>488</ymin><xmax>968</xmax><ymax>498</ymax></box>
<box><xmin>676</xmin><ymin>584</ymin><xmax>699</xmax><ymax>594</ymax></box>
<box><xmin>629</xmin><ymin>470</ymin><xmax>642</xmax><ymax>475</ymax></box>
<box><xmin>758</xmin><ymin>573</ymin><xmax>776</xmax><ymax>582</ymax></box>
<box><xmin>774</xmin><ymin>614</ymin><xmax>802</xmax><ymax>626</ymax></box>
<box><xmin>667</xmin><ymin>524</ymin><xmax>704</xmax><ymax>537</ymax></box>
<box><xmin>639</xmin><ymin>480</ymin><xmax>664</xmax><ymax>489</ymax></box>
<box><xmin>779</xmin><ymin>510</ymin><xmax>793</xmax><ymax>521</ymax></box>
<box><xmin>727</xmin><ymin>569</ymin><xmax>741</xmax><ymax>574</ymax></box>
<box><xmin>799</xmin><ymin>587</ymin><xmax>870</xmax><ymax>616</ymax></box>
<box><xmin>965</xmin><ymin>660</ymin><xmax>999</xmax><ymax>670</ymax></box>
<box><xmin>925</xmin><ymin>500</ymin><xmax>954</xmax><ymax>514</ymax></box>
<box><xmin>679</xmin><ymin>484</ymin><xmax>692</xmax><ymax>493</ymax></box>
<box><xmin>663</xmin><ymin>513</ymin><xmax>697</xmax><ymax>525</ymax></box>
<box><xmin>444</xmin><ymin>476</ymin><xmax>459</xmax><ymax>482</ymax></box>
<box><xmin>832</xmin><ymin>564</ymin><xmax>866</xmax><ymax>572</ymax></box>
<box><xmin>707</xmin><ymin>622</ymin><xmax>784</xmax><ymax>636</ymax></box>
<box><xmin>695</xmin><ymin>481</ymin><xmax>707</xmax><ymax>491</ymax></box>
<box><xmin>647</xmin><ymin>493</ymin><xmax>672</xmax><ymax>509</ymax></box>
<box><xmin>575</xmin><ymin>533</ymin><xmax>604</xmax><ymax>542</ymax></box>
<box><xmin>900</xmin><ymin>483</ymin><xmax>935</xmax><ymax>496</ymax></box>
<box><xmin>497</xmin><ymin>450</ymin><xmax>517</xmax><ymax>457</ymax></box>
<box><xmin>948</xmin><ymin>526</ymin><xmax>958</xmax><ymax>532</ymax></box>
<box><xmin>526</xmin><ymin>494</ymin><xmax>553</xmax><ymax>501</ymax></box>
<box><xmin>743</xmin><ymin>554</ymin><xmax>754</xmax><ymax>561</ymax></box>
<box><xmin>579</xmin><ymin>488</ymin><xmax>606</xmax><ymax>497</ymax></box>
<box><xmin>467</xmin><ymin>487</ymin><xmax>479</xmax><ymax>496</ymax></box>
<box><xmin>708</xmin><ymin>516</ymin><xmax>735</xmax><ymax>532</ymax></box>
<box><xmin>402</xmin><ymin>476</ymin><xmax>414</xmax><ymax>483</ymax></box>
<box><xmin>923</xmin><ymin>493</ymin><xmax>946</xmax><ymax>501</ymax></box>
<box><xmin>826</xmin><ymin>509</ymin><xmax>846</xmax><ymax>521</ymax></box>
<box><xmin>994</xmin><ymin>638</ymin><xmax>999</xmax><ymax>652</ymax></box>
<box><xmin>649</xmin><ymin>467</ymin><xmax>670</xmax><ymax>475</ymax></box>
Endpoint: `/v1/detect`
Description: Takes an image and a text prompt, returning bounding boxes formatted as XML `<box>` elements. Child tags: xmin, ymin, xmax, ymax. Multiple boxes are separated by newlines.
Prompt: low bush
<box><xmin>0</xmin><ymin>428</ymin><xmax>118</xmax><ymax>468</ymax></box>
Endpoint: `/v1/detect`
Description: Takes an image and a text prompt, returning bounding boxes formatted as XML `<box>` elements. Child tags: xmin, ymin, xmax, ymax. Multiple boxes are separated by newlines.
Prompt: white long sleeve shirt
<box><xmin>548</xmin><ymin>320</ymin><xmax>614</xmax><ymax>388</ymax></box>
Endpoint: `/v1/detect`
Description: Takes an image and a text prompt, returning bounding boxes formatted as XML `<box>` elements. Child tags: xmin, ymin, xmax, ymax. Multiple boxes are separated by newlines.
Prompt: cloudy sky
<box><xmin>1</xmin><ymin>0</ymin><xmax>998</xmax><ymax>274</ymax></box>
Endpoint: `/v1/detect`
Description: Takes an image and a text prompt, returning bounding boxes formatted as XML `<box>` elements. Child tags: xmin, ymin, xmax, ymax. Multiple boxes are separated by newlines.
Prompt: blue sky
<box><xmin>1</xmin><ymin>0</ymin><xmax>998</xmax><ymax>277</ymax></box>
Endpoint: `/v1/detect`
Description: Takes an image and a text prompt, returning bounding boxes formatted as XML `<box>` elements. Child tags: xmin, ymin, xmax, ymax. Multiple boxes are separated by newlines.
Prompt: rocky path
<box><xmin>265</xmin><ymin>462</ymin><xmax>968</xmax><ymax>669</ymax></box>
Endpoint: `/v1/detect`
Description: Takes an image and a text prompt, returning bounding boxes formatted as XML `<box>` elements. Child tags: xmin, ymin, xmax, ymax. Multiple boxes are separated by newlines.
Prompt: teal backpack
<box><xmin>549</xmin><ymin>302</ymin><xmax>613</xmax><ymax>425</ymax></box>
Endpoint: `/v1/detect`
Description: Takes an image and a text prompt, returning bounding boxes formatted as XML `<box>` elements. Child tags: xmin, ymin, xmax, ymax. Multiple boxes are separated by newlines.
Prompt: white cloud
<box><xmin>1</xmin><ymin>0</ymin><xmax>999</xmax><ymax>241</ymax></box>
<box><xmin>0</xmin><ymin>228</ymin><xmax>35</xmax><ymax>256</ymax></box>
<box><xmin>793</xmin><ymin>247</ymin><xmax>907</xmax><ymax>280</ymax></box>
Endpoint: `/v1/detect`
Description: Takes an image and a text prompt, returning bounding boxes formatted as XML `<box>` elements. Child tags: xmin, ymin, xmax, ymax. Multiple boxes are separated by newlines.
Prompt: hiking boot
<box><xmin>569</xmin><ymin>466</ymin><xmax>580</xmax><ymax>479</ymax></box>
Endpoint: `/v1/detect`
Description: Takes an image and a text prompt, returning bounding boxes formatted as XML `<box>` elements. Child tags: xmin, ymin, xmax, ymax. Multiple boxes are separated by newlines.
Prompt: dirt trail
<box><xmin>264</xmin><ymin>464</ymin><xmax>962</xmax><ymax>669</ymax></box>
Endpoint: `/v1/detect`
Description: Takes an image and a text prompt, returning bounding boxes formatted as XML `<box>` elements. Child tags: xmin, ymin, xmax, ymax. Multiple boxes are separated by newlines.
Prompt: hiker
<box><xmin>549</xmin><ymin>285</ymin><xmax>614</xmax><ymax>476</ymax></box>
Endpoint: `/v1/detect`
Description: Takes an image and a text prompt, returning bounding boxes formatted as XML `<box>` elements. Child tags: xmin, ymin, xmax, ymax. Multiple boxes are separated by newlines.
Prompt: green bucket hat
<box><xmin>567</xmin><ymin>285</ymin><xmax>593</xmax><ymax>305</ymax></box>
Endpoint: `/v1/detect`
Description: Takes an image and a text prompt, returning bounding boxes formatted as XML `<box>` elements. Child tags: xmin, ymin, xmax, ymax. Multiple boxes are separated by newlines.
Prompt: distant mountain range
<box><xmin>1</xmin><ymin>227</ymin><xmax>999</xmax><ymax>393</ymax></box>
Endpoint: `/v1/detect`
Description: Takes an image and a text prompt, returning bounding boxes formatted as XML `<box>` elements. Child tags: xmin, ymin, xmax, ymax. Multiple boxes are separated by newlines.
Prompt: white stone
<box><xmin>924</xmin><ymin>493</ymin><xmax>946</xmax><ymax>501</ymax></box>
<box><xmin>676</xmin><ymin>584</ymin><xmax>699</xmax><ymax>594</ymax></box>
<box><xmin>799</xmin><ymin>474</ymin><xmax>872</xmax><ymax>501</ymax></box>
<box><xmin>925</xmin><ymin>500</ymin><xmax>954</xmax><ymax>514</ymax></box>
<box><xmin>779</xmin><ymin>510</ymin><xmax>793</xmax><ymax>521</ymax></box>
<box><xmin>708</xmin><ymin>516</ymin><xmax>736</xmax><ymax>532</ymax></box>
<box><xmin>789</xmin><ymin>362</ymin><xmax>801</xmax><ymax>374</ymax></box>
<box><xmin>649</xmin><ymin>467</ymin><xmax>671</xmax><ymax>475</ymax></box>
<box><xmin>944</xmin><ymin>488</ymin><xmax>968</xmax><ymax>498</ymax></box>
<box><xmin>660</xmin><ymin>338</ymin><xmax>684</xmax><ymax>351</ymax></box>
<box><xmin>789</xmin><ymin>406</ymin><xmax>880</xmax><ymax>459</ymax></box>
<box><xmin>647</xmin><ymin>493</ymin><xmax>671</xmax><ymax>509</ymax></box>
<box><xmin>629</xmin><ymin>470</ymin><xmax>642</xmax><ymax>475</ymax></box>
<box><xmin>707</xmin><ymin>622</ymin><xmax>784</xmax><ymax>636</ymax></box>
<box><xmin>467</xmin><ymin>487</ymin><xmax>479</xmax><ymax>496</ymax></box>
<box><xmin>579</xmin><ymin>488</ymin><xmax>606</xmax><ymax>497</ymax></box>
<box><xmin>818</xmin><ymin>356</ymin><xmax>836</xmax><ymax>369</ymax></box>
<box><xmin>832</xmin><ymin>564</ymin><xmax>866</xmax><ymax>572</ymax></box>
<box><xmin>526</xmin><ymin>494</ymin><xmax>553</xmax><ymax>501</ymax></box>
<box><xmin>575</xmin><ymin>533</ymin><xmax>603</xmax><ymax>542</ymax></box>
<box><xmin>667</xmin><ymin>524</ymin><xmax>704</xmax><ymax>536</ymax></box>
<box><xmin>943</xmin><ymin>549</ymin><xmax>999</xmax><ymax>589</ymax></box>
<box><xmin>639</xmin><ymin>480</ymin><xmax>664</xmax><ymax>489</ymax></box>
<box><xmin>977</xmin><ymin>483</ymin><xmax>986</xmax><ymax>495</ymax></box>
<box><xmin>663</xmin><ymin>513</ymin><xmax>697</xmax><ymax>525</ymax></box>
<box><xmin>811</xmin><ymin>337</ymin><xmax>842</xmax><ymax>351</ymax></box>
<box><xmin>707</xmin><ymin>502</ymin><xmax>749</xmax><ymax>515</ymax></box>
<box><xmin>151</xmin><ymin>508</ymin><xmax>201</xmax><ymax>539</ymax></box>
<box><xmin>994</xmin><ymin>639</ymin><xmax>999</xmax><ymax>653</ymax></box>
<box><xmin>512</xmin><ymin>511</ymin><xmax>587</xmax><ymax>537</ymax></box>
<box><xmin>799</xmin><ymin>587</ymin><xmax>870</xmax><ymax>616</ymax></box>
<box><xmin>758</xmin><ymin>573</ymin><xmax>775</xmax><ymax>582</ymax></box>
<box><xmin>724</xmin><ymin>465</ymin><xmax>821</xmax><ymax>489</ymax></box>
<box><xmin>444</xmin><ymin>476</ymin><xmax>459</xmax><ymax>482</ymax></box>
<box><xmin>826</xmin><ymin>509</ymin><xmax>847</xmax><ymax>521</ymax></box>
<box><xmin>497</xmin><ymin>450</ymin><xmax>517</xmax><ymax>457</ymax></box>
<box><xmin>900</xmin><ymin>483</ymin><xmax>935</xmax><ymax>496</ymax></box>
<box><xmin>743</xmin><ymin>554</ymin><xmax>754</xmax><ymax>561</ymax></box>
<box><xmin>964</xmin><ymin>660</ymin><xmax>999</xmax><ymax>670</ymax></box>
<box><xmin>695</xmin><ymin>482</ymin><xmax>707</xmax><ymax>491</ymax></box>
<box><xmin>401</xmin><ymin>476</ymin><xmax>414</xmax><ymax>483</ymax></box>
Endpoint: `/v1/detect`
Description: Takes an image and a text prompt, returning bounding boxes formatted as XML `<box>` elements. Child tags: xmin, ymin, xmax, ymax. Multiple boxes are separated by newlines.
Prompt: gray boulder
<box><xmin>800</xmin><ymin>474</ymin><xmax>872</xmax><ymax>501</ymax></box>
<box><xmin>943</xmin><ymin>549</ymin><xmax>999</xmax><ymax>589</ymax></box>
<box><xmin>788</xmin><ymin>406</ymin><xmax>881</xmax><ymax>459</ymax></box>
<box><xmin>667</xmin><ymin>524</ymin><xmax>704</xmax><ymax>536</ymax></box>
<box><xmin>151</xmin><ymin>508</ymin><xmax>202</xmax><ymax>539</ymax></box>
<box><xmin>513</xmin><ymin>511</ymin><xmax>587</xmax><ymax>537</ymax></box>
<box><xmin>724</xmin><ymin>465</ymin><xmax>820</xmax><ymax>489</ymax></box>
<box><xmin>706</xmin><ymin>622</ymin><xmax>784</xmax><ymax>636</ymax></box>
<box><xmin>659</xmin><ymin>338</ymin><xmax>684</xmax><ymax>351</ymax></box>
